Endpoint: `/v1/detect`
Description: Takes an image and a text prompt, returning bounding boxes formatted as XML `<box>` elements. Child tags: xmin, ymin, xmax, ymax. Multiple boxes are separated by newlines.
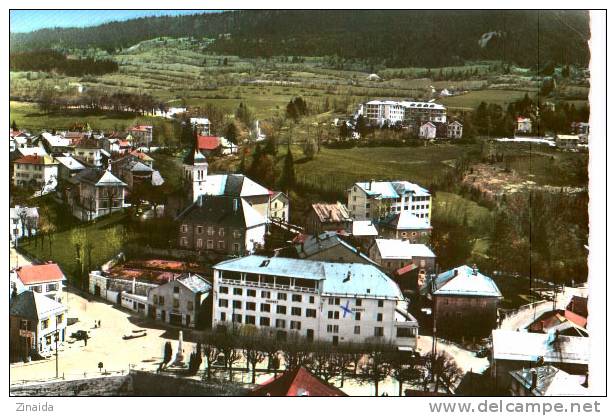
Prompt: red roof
<box><xmin>16</xmin><ymin>263</ymin><xmax>66</xmax><ymax>285</ymax></box>
<box><xmin>14</xmin><ymin>155</ymin><xmax>44</xmax><ymax>165</ymax></box>
<box><xmin>396</xmin><ymin>263</ymin><xmax>418</xmax><ymax>276</ymax></box>
<box><xmin>129</xmin><ymin>125</ymin><xmax>152</xmax><ymax>132</ymax></box>
<box><xmin>197</xmin><ymin>135</ymin><xmax>221</xmax><ymax>151</ymax></box>
<box><xmin>250</xmin><ymin>367</ymin><xmax>347</xmax><ymax>397</ymax></box>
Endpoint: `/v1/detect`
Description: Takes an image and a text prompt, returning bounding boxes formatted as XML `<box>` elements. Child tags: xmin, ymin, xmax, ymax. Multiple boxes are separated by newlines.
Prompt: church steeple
<box><xmin>183</xmin><ymin>131</ymin><xmax>208</xmax><ymax>202</ymax></box>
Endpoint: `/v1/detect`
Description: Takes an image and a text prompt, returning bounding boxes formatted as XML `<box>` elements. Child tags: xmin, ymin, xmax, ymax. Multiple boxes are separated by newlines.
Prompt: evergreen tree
<box><xmin>279</xmin><ymin>147</ymin><xmax>296</xmax><ymax>192</ymax></box>
<box><xmin>263</xmin><ymin>135</ymin><xmax>278</xmax><ymax>156</ymax></box>
<box><xmin>225</xmin><ymin>122</ymin><xmax>238</xmax><ymax>144</ymax></box>
<box><xmin>11</xmin><ymin>120</ymin><xmax>17</xmax><ymax>131</ymax></box>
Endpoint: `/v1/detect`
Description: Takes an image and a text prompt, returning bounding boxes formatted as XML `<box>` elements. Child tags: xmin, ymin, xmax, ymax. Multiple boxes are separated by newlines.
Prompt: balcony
<box><xmin>219</xmin><ymin>278</ymin><xmax>317</xmax><ymax>294</ymax></box>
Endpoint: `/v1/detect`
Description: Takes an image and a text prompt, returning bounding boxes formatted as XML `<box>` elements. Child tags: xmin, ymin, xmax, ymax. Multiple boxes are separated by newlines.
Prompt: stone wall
<box><xmin>10</xmin><ymin>375</ymin><xmax>132</xmax><ymax>396</ymax></box>
<box><xmin>130</xmin><ymin>370</ymin><xmax>250</xmax><ymax>396</ymax></box>
<box><xmin>10</xmin><ymin>370</ymin><xmax>251</xmax><ymax>397</ymax></box>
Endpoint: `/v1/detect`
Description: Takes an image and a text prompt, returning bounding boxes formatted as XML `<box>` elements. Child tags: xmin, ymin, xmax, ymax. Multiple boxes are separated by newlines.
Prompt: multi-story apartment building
<box><xmin>212</xmin><ymin>255</ymin><xmax>419</xmax><ymax>350</ymax></box>
<box><xmin>360</xmin><ymin>100</ymin><xmax>447</xmax><ymax>127</ymax></box>
<box><xmin>12</xmin><ymin>154</ymin><xmax>58</xmax><ymax>192</ymax></box>
<box><xmin>347</xmin><ymin>180</ymin><xmax>432</xmax><ymax>224</ymax></box>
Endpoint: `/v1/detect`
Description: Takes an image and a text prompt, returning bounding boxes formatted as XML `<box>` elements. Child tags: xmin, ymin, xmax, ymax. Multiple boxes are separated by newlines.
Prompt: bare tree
<box><xmin>212</xmin><ymin>329</ymin><xmax>242</xmax><ymax>381</ymax></box>
<box><xmin>360</xmin><ymin>343</ymin><xmax>393</xmax><ymax>396</ymax></box>
<box><xmin>388</xmin><ymin>351</ymin><xmax>424</xmax><ymax>396</ymax></box>
<box><xmin>425</xmin><ymin>351</ymin><xmax>462</xmax><ymax>394</ymax></box>
<box><xmin>243</xmin><ymin>337</ymin><xmax>266</xmax><ymax>384</ymax></box>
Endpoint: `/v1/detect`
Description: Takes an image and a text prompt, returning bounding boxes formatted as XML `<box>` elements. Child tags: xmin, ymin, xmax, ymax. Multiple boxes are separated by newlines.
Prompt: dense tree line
<box><xmin>35</xmin><ymin>87</ymin><xmax>162</xmax><ymax>115</ymax></box>
<box><xmin>10</xmin><ymin>50</ymin><xmax>118</xmax><ymax>76</ymax></box>
<box><xmin>165</xmin><ymin>324</ymin><xmax>464</xmax><ymax>396</ymax></box>
<box><xmin>11</xmin><ymin>11</ymin><xmax>590</xmax><ymax>68</ymax></box>
<box><xmin>468</xmin><ymin>94</ymin><xmax>589</xmax><ymax>137</ymax></box>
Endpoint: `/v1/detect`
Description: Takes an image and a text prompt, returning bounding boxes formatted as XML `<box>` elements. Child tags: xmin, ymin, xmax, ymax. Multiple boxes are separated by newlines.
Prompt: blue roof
<box><xmin>432</xmin><ymin>265</ymin><xmax>502</xmax><ymax>297</ymax></box>
<box><xmin>214</xmin><ymin>255</ymin><xmax>403</xmax><ymax>299</ymax></box>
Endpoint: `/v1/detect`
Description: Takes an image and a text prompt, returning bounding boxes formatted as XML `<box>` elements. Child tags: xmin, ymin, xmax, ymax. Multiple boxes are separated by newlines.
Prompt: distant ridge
<box><xmin>10</xmin><ymin>10</ymin><xmax>590</xmax><ymax>68</ymax></box>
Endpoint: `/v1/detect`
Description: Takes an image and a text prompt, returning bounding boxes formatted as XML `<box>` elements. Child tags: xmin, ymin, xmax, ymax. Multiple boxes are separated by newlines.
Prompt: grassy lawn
<box><xmin>433</xmin><ymin>191</ymin><xmax>492</xmax><ymax>228</ymax></box>
<box><xmin>289</xmin><ymin>143</ymin><xmax>481</xmax><ymax>195</ymax></box>
<box><xmin>19</xmin><ymin>212</ymin><xmax>127</xmax><ymax>280</ymax></box>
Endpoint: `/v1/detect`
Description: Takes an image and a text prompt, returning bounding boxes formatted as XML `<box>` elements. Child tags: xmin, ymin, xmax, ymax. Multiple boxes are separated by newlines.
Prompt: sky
<box><xmin>10</xmin><ymin>10</ymin><xmax>220</xmax><ymax>33</ymax></box>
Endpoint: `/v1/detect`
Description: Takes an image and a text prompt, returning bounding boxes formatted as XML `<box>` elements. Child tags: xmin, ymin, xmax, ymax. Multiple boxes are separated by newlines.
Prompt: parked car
<box><xmin>70</xmin><ymin>330</ymin><xmax>90</xmax><ymax>341</ymax></box>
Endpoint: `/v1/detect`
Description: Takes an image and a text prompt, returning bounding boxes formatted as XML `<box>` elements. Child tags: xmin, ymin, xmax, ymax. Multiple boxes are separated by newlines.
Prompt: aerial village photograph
<box><xmin>5</xmin><ymin>5</ymin><xmax>609</xmax><ymax>412</ymax></box>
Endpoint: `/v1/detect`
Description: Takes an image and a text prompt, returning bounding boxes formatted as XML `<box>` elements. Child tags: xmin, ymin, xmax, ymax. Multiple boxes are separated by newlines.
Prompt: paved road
<box><xmin>10</xmin><ymin>246</ymin><xmax>32</xmax><ymax>269</ymax></box>
<box><xmin>500</xmin><ymin>285</ymin><xmax>588</xmax><ymax>331</ymax></box>
<box><xmin>10</xmin><ymin>289</ymin><xmax>196</xmax><ymax>384</ymax></box>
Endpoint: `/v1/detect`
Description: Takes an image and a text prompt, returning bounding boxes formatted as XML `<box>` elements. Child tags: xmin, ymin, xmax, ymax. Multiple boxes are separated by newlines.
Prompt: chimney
<box><xmin>233</xmin><ymin>198</ymin><xmax>239</xmax><ymax>213</ymax></box>
<box><xmin>453</xmin><ymin>269</ymin><xmax>458</xmax><ymax>277</ymax></box>
<box><xmin>530</xmin><ymin>369</ymin><xmax>538</xmax><ymax>390</ymax></box>
<box><xmin>132</xmin><ymin>277</ymin><xmax>136</xmax><ymax>294</ymax></box>
<box><xmin>472</xmin><ymin>264</ymin><xmax>478</xmax><ymax>276</ymax></box>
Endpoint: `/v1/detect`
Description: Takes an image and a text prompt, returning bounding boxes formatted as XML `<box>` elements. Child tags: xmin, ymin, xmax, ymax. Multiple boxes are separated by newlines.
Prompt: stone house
<box><xmin>427</xmin><ymin>265</ymin><xmax>502</xmax><ymax>337</ymax></box>
<box><xmin>176</xmin><ymin>194</ymin><xmax>267</xmax><ymax>256</ymax></box>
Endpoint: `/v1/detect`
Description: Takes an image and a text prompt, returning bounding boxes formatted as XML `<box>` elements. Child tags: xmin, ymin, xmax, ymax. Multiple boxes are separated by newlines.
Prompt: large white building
<box><xmin>212</xmin><ymin>255</ymin><xmax>419</xmax><ymax>350</ymax></box>
<box><xmin>348</xmin><ymin>180</ymin><xmax>432</xmax><ymax>223</ymax></box>
<box><xmin>360</xmin><ymin>100</ymin><xmax>447</xmax><ymax>127</ymax></box>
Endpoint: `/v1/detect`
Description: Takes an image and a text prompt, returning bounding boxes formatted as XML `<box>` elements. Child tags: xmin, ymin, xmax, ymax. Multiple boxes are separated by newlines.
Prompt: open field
<box><xmin>10</xmin><ymin>101</ymin><xmax>176</xmax><ymax>135</ymax></box>
<box><xmin>290</xmin><ymin>143</ymin><xmax>482</xmax><ymax>194</ymax></box>
<box><xmin>437</xmin><ymin>89</ymin><xmax>534</xmax><ymax>110</ymax></box>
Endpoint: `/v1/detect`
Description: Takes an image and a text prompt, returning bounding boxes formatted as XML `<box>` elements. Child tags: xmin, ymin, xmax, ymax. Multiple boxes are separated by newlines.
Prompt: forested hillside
<box><xmin>10</xmin><ymin>10</ymin><xmax>590</xmax><ymax>68</ymax></box>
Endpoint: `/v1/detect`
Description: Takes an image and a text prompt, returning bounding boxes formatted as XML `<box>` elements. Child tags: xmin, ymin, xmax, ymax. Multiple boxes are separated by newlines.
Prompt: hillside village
<box><xmin>9</xmin><ymin>98</ymin><xmax>590</xmax><ymax>396</ymax></box>
<box><xmin>8</xmin><ymin>9</ymin><xmax>596</xmax><ymax>399</ymax></box>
